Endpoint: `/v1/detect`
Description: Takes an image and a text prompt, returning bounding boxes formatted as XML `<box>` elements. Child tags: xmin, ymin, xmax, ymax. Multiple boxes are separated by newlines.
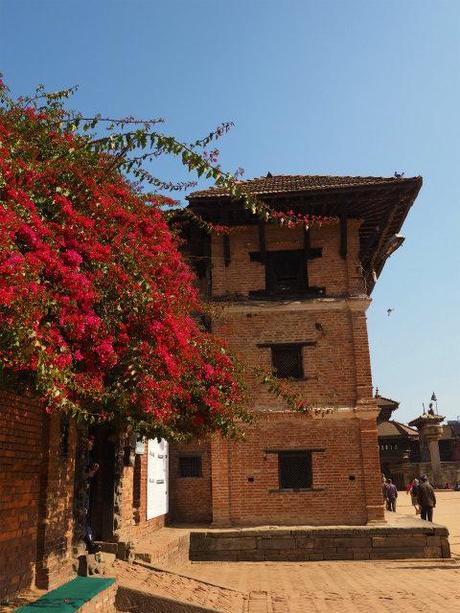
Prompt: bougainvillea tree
<box><xmin>0</xmin><ymin>81</ymin><xmax>255</xmax><ymax>439</ymax></box>
<box><xmin>0</xmin><ymin>79</ymin><xmax>339</xmax><ymax>437</ymax></box>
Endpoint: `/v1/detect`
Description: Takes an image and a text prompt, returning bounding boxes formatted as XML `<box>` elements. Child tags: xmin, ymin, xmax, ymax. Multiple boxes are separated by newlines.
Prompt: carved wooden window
<box><xmin>179</xmin><ymin>455</ymin><xmax>203</xmax><ymax>478</ymax></box>
<box><xmin>266</xmin><ymin>250</ymin><xmax>306</xmax><ymax>294</ymax></box>
<box><xmin>278</xmin><ymin>450</ymin><xmax>312</xmax><ymax>489</ymax></box>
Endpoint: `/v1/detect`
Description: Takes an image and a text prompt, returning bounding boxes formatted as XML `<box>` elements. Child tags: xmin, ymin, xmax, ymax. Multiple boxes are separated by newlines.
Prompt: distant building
<box><xmin>377</xmin><ymin>394</ymin><xmax>460</xmax><ymax>488</ymax></box>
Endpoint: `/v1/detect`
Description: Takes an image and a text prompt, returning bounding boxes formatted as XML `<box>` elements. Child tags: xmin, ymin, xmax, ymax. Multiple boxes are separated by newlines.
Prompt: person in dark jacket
<box><xmin>384</xmin><ymin>478</ymin><xmax>398</xmax><ymax>512</ymax></box>
<box><xmin>417</xmin><ymin>474</ymin><xmax>436</xmax><ymax>522</ymax></box>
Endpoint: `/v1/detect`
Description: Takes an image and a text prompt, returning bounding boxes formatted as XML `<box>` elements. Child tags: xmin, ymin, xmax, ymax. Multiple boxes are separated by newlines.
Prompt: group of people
<box><xmin>407</xmin><ymin>475</ymin><xmax>437</xmax><ymax>521</ymax></box>
<box><xmin>382</xmin><ymin>474</ymin><xmax>436</xmax><ymax>522</ymax></box>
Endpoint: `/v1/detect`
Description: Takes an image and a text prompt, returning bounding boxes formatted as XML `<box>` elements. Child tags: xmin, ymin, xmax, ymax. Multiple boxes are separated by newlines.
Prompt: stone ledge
<box><xmin>189</xmin><ymin>523</ymin><xmax>451</xmax><ymax>562</ymax></box>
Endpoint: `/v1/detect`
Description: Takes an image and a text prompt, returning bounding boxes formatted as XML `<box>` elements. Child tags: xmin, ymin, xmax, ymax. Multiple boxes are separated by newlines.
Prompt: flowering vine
<box><xmin>0</xmin><ymin>80</ymin><xmax>250</xmax><ymax>439</ymax></box>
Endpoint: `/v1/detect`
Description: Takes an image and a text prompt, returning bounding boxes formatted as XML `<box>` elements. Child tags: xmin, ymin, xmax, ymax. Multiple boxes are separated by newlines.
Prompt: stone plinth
<box><xmin>190</xmin><ymin>519</ymin><xmax>450</xmax><ymax>562</ymax></box>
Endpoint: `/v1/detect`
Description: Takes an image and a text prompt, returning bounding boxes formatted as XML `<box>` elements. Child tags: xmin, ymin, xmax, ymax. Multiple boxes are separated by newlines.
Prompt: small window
<box><xmin>272</xmin><ymin>344</ymin><xmax>303</xmax><ymax>379</ymax></box>
<box><xmin>266</xmin><ymin>250</ymin><xmax>306</xmax><ymax>294</ymax></box>
<box><xmin>179</xmin><ymin>455</ymin><xmax>203</xmax><ymax>478</ymax></box>
<box><xmin>278</xmin><ymin>450</ymin><xmax>312</xmax><ymax>489</ymax></box>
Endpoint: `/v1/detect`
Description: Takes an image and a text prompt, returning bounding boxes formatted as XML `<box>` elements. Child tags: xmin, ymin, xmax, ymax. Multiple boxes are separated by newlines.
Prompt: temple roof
<box><xmin>378</xmin><ymin>420</ymin><xmax>419</xmax><ymax>439</ymax></box>
<box><xmin>187</xmin><ymin>174</ymin><xmax>423</xmax><ymax>293</ymax></box>
<box><xmin>189</xmin><ymin>174</ymin><xmax>418</xmax><ymax>199</ymax></box>
<box><xmin>375</xmin><ymin>394</ymin><xmax>400</xmax><ymax>408</ymax></box>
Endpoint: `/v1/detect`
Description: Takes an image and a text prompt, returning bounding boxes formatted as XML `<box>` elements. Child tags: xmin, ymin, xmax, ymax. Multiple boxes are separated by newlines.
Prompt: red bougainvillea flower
<box><xmin>0</xmin><ymin>89</ymin><xmax>246</xmax><ymax>439</ymax></box>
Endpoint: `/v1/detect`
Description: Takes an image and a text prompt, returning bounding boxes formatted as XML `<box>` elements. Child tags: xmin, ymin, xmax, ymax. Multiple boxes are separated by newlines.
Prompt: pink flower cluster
<box><xmin>0</xmin><ymin>105</ymin><xmax>243</xmax><ymax>436</ymax></box>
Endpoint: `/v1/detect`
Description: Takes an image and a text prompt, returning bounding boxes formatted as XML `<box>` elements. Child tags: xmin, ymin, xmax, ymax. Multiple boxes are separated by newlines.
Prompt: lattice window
<box><xmin>179</xmin><ymin>455</ymin><xmax>203</xmax><ymax>478</ymax></box>
<box><xmin>272</xmin><ymin>344</ymin><xmax>303</xmax><ymax>379</ymax></box>
<box><xmin>278</xmin><ymin>451</ymin><xmax>312</xmax><ymax>489</ymax></box>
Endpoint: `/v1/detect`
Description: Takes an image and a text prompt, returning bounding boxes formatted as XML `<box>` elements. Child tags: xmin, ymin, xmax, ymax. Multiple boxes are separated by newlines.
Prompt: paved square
<box><xmin>112</xmin><ymin>491</ymin><xmax>460</xmax><ymax>612</ymax></box>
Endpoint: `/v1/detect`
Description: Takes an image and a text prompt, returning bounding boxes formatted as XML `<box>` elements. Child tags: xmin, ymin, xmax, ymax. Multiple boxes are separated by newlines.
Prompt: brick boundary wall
<box><xmin>190</xmin><ymin>525</ymin><xmax>451</xmax><ymax>561</ymax></box>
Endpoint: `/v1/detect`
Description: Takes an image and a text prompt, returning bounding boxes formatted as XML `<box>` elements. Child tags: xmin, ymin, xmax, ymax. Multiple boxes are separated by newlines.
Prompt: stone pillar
<box><xmin>409</xmin><ymin>414</ymin><xmax>445</xmax><ymax>488</ymax></box>
<box><xmin>210</xmin><ymin>434</ymin><xmax>231</xmax><ymax>526</ymax></box>
<box><xmin>426</xmin><ymin>434</ymin><xmax>443</xmax><ymax>487</ymax></box>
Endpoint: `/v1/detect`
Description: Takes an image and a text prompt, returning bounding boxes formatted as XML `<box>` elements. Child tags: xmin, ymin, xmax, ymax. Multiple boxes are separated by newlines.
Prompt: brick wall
<box><xmin>210</xmin><ymin>412</ymin><xmax>384</xmax><ymax>526</ymax></box>
<box><xmin>168</xmin><ymin>220</ymin><xmax>384</xmax><ymax>527</ymax></box>
<box><xmin>35</xmin><ymin>413</ymin><xmax>77</xmax><ymax>590</ymax></box>
<box><xmin>169</xmin><ymin>439</ymin><xmax>212</xmax><ymax>523</ymax></box>
<box><xmin>210</xmin><ymin>220</ymin><xmax>364</xmax><ymax>299</ymax></box>
<box><xmin>0</xmin><ymin>390</ymin><xmax>43</xmax><ymax>600</ymax></box>
<box><xmin>0</xmin><ymin>390</ymin><xmax>76</xmax><ymax>601</ymax></box>
<box><xmin>213</xmin><ymin>306</ymin><xmax>368</xmax><ymax>410</ymax></box>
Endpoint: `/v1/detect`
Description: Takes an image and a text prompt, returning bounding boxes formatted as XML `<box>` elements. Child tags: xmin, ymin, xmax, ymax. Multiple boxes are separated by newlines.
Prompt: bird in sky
<box><xmin>387</xmin><ymin>308</ymin><xmax>394</xmax><ymax>317</ymax></box>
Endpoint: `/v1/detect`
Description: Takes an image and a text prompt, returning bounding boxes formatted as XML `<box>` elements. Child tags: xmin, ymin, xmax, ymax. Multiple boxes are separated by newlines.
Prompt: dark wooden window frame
<box><xmin>278</xmin><ymin>450</ymin><xmax>313</xmax><ymax>490</ymax></box>
<box><xmin>178</xmin><ymin>454</ymin><xmax>203</xmax><ymax>478</ymax></box>
<box><xmin>248</xmin><ymin>243</ymin><xmax>324</xmax><ymax>299</ymax></box>
<box><xmin>257</xmin><ymin>341</ymin><xmax>316</xmax><ymax>380</ymax></box>
<box><xmin>272</xmin><ymin>344</ymin><xmax>303</xmax><ymax>379</ymax></box>
<box><xmin>264</xmin><ymin>447</ymin><xmax>326</xmax><ymax>492</ymax></box>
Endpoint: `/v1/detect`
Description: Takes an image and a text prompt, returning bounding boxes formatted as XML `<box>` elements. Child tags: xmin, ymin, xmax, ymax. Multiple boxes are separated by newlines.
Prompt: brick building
<box><xmin>170</xmin><ymin>174</ymin><xmax>422</xmax><ymax>527</ymax></box>
<box><xmin>0</xmin><ymin>173</ymin><xmax>424</xmax><ymax>601</ymax></box>
<box><xmin>0</xmin><ymin>389</ymin><xmax>168</xmax><ymax>602</ymax></box>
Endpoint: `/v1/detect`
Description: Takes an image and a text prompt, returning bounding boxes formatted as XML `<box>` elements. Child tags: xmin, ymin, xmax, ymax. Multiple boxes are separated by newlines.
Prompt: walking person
<box><xmin>384</xmin><ymin>478</ymin><xmax>398</xmax><ymax>512</ymax></box>
<box><xmin>382</xmin><ymin>477</ymin><xmax>389</xmax><ymax>510</ymax></box>
<box><xmin>417</xmin><ymin>474</ymin><xmax>436</xmax><ymax>522</ymax></box>
<box><xmin>410</xmin><ymin>478</ymin><xmax>420</xmax><ymax>515</ymax></box>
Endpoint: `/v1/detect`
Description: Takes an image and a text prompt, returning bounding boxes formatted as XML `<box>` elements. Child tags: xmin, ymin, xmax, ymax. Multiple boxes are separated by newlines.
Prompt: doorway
<box><xmin>89</xmin><ymin>426</ymin><xmax>116</xmax><ymax>541</ymax></box>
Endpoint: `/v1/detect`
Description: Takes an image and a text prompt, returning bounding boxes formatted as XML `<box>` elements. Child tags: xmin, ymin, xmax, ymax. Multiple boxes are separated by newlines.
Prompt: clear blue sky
<box><xmin>1</xmin><ymin>0</ymin><xmax>459</xmax><ymax>423</ymax></box>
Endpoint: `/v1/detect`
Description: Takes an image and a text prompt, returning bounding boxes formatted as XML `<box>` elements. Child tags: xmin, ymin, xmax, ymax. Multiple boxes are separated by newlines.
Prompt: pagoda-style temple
<box><xmin>170</xmin><ymin>174</ymin><xmax>422</xmax><ymax>526</ymax></box>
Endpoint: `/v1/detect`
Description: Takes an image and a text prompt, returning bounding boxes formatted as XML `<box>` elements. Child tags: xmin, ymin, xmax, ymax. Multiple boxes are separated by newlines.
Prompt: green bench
<box><xmin>16</xmin><ymin>577</ymin><xmax>116</xmax><ymax>612</ymax></box>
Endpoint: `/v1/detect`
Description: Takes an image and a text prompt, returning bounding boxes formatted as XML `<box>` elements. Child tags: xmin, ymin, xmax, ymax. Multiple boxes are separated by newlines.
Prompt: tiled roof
<box><xmin>378</xmin><ymin>421</ymin><xmax>419</xmax><ymax>438</ymax></box>
<box><xmin>375</xmin><ymin>395</ymin><xmax>400</xmax><ymax>408</ymax></box>
<box><xmin>189</xmin><ymin>174</ymin><xmax>416</xmax><ymax>199</ymax></box>
<box><xmin>186</xmin><ymin>173</ymin><xmax>423</xmax><ymax>294</ymax></box>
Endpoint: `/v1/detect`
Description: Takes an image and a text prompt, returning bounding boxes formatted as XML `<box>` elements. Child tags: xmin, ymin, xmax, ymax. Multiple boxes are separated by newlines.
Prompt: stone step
<box><xmin>94</xmin><ymin>540</ymin><xmax>119</xmax><ymax>555</ymax></box>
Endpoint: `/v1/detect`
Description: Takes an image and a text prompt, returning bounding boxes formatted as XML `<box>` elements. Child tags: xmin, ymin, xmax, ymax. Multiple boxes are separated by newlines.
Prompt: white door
<box><xmin>147</xmin><ymin>438</ymin><xmax>169</xmax><ymax>519</ymax></box>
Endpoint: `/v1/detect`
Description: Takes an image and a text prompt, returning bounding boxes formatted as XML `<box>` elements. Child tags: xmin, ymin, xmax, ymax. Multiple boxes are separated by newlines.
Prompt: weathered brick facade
<box><xmin>0</xmin><ymin>390</ymin><xmax>76</xmax><ymax>602</ymax></box>
<box><xmin>0</xmin><ymin>390</ymin><xmax>167</xmax><ymax>603</ymax></box>
<box><xmin>169</xmin><ymin>438</ymin><xmax>212</xmax><ymax>524</ymax></box>
<box><xmin>170</xmin><ymin>175</ymin><xmax>422</xmax><ymax>527</ymax></box>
